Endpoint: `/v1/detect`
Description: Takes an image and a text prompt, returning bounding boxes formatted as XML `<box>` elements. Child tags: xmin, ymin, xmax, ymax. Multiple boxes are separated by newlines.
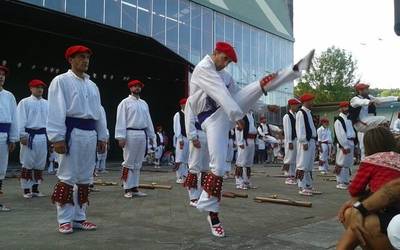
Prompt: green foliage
<box><xmin>294</xmin><ymin>46</ymin><xmax>357</xmax><ymax>104</ymax></box>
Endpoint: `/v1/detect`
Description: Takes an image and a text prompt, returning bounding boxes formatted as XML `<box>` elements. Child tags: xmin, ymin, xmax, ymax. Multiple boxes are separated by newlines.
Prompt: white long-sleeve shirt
<box><xmin>334</xmin><ymin>112</ymin><xmax>356</xmax><ymax>149</ymax></box>
<box><xmin>296</xmin><ymin>106</ymin><xmax>317</xmax><ymax>144</ymax></box>
<box><xmin>115</xmin><ymin>95</ymin><xmax>155</xmax><ymax>141</ymax></box>
<box><xmin>47</xmin><ymin>70</ymin><xmax>108</xmax><ymax>142</ymax></box>
<box><xmin>257</xmin><ymin>122</ymin><xmax>281</xmax><ymax>137</ymax></box>
<box><xmin>283</xmin><ymin>110</ymin><xmax>296</xmax><ymax>143</ymax></box>
<box><xmin>235</xmin><ymin>112</ymin><xmax>256</xmax><ymax>146</ymax></box>
<box><xmin>317</xmin><ymin>126</ymin><xmax>332</xmax><ymax>143</ymax></box>
<box><xmin>173</xmin><ymin>110</ymin><xmax>187</xmax><ymax>141</ymax></box>
<box><xmin>393</xmin><ymin>118</ymin><xmax>400</xmax><ymax>132</ymax></box>
<box><xmin>188</xmin><ymin>55</ymin><xmax>245</xmax><ymax>123</ymax></box>
<box><xmin>350</xmin><ymin>95</ymin><xmax>398</xmax><ymax>121</ymax></box>
<box><xmin>0</xmin><ymin>89</ymin><xmax>18</xmax><ymax>142</ymax></box>
<box><xmin>17</xmin><ymin>95</ymin><xmax>48</xmax><ymax>138</ymax></box>
<box><xmin>184</xmin><ymin>103</ymin><xmax>200</xmax><ymax>141</ymax></box>
<box><xmin>99</xmin><ymin>106</ymin><xmax>109</xmax><ymax>140</ymax></box>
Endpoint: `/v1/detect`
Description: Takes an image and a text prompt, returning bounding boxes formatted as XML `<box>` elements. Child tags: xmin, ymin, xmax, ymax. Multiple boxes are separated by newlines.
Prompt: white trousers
<box><xmin>176</xmin><ymin>163</ymin><xmax>188</xmax><ymax>180</ymax></box>
<box><xmin>197</xmin><ymin>80</ymin><xmax>263</xmax><ymax>213</ymax></box>
<box><xmin>96</xmin><ymin>151</ymin><xmax>107</xmax><ymax>171</ymax></box>
<box><xmin>175</xmin><ymin>137</ymin><xmax>189</xmax><ymax>163</ymax></box>
<box><xmin>0</xmin><ymin>134</ymin><xmax>9</xmax><ymax>180</ymax></box>
<box><xmin>122</xmin><ymin>130</ymin><xmax>146</xmax><ymax>189</ymax></box>
<box><xmin>354</xmin><ymin>116</ymin><xmax>388</xmax><ymax>133</ymax></box>
<box><xmin>283</xmin><ymin>139</ymin><xmax>297</xmax><ymax>177</ymax></box>
<box><xmin>123</xmin><ymin>168</ymin><xmax>141</xmax><ymax>190</ymax></box>
<box><xmin>20</xmin><ymin>134</ymin><xmax>47</xmax><ymax>169</ymax></box>
<box><xmin>122</xmin><ymin>130</ymin><xmax>146</xmax><ymax>169</ymax></box>
<box><xmin>357</xmin><ymin>132</ymin><xmax>365</xmax><ymax>160</ymax></box>
<box><xmin>57</xmin><ymin>129</ymin><xmax>97</xmax><ymax>185</ymax></box>
<box><xmin>296</xmin><ymin>139</ymin><xmax>316</xmax><ymax>190</ymax></box>
<box><xmin>57</xmin><ymin>185</ymin><xmax>87</xmax><ymax>224</ymax></box>
<box><xmin>187</xmin><ymin>131</ymin><xmax>209</xmax><ymax>201</ymax></box>
<box><xmin>56</xmin><ymin>129</ymin><xmax>97</xmax><ymax>225</ymax></box>
<box><xmin>335</xmin><ymin>143</ymin><xmax>354</xmax><ymax>184</ymax></box>
<box><xmin>225</xmin><ymin>139</ymin><xmax>234</xmax><ymax>172</ymax></box>
<box><xmin>175</xmin><ymin>137</ymin><xmax>189</xmax><ymax>179</ymax></box>
<box><xmin>318</xmin><ymin>143</ymin><xmax>330</xmax><ymax>172</ymax></box>
<box><xmin>188</xmin><ymin>130</ymin><xmax>209</xmax><ymax>174</ymax></box>
<box><xmin>236</xmin><ymin>139</ymin><xmax>255</xmax><ymax>167</ymax></box>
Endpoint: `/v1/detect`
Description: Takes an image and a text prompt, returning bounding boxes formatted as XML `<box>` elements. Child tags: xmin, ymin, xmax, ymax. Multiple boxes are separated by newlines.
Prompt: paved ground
<box><xmin>0</xmin><ymin>163</ymin><xmax>349</xmax><ymax>250</ymax></box>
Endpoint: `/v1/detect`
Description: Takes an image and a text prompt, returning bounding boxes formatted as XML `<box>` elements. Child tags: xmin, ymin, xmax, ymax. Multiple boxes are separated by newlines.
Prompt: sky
<box><xmin>293</xmin><ymin>0</ymin><xmax>400</xmax><ymax>89</ymax></box>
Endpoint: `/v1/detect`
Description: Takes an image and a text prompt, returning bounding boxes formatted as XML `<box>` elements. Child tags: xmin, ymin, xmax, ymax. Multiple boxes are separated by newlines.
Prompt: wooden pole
<box><xmin>139</xmin><ymin>184</ymin><xmax>173</xmax><ymax>190</ymax></box>
<box><xmin>254</xmin><ymin>196</ymin><xmax>312</xmax><ymax>208</ymax></box>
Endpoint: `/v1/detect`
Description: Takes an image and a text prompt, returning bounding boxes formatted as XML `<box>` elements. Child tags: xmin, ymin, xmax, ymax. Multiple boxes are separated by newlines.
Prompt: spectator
<box><xmin>337</xmin><ymin>126</ymin><xmax>400</xmax><ymax>250</ymax></box>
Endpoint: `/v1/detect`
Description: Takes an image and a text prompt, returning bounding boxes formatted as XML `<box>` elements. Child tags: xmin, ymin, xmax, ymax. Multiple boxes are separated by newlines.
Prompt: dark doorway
<box><xmin>0</xmin><ymin>0</ymin><xmax>191</xmax><ymax>161</ymax></box>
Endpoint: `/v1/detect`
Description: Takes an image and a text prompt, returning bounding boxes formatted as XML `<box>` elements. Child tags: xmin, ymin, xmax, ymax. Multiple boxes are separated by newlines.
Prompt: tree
<box><xmin>294</xmin><ymin>46</ymin><xmax>358</xmax><ymax>104</ymax></box>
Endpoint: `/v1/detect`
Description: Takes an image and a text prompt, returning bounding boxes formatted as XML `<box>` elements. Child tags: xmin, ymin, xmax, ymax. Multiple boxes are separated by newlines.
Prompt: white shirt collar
<box><xmin>68</xmin><ymin>69</ymin><xmax>90</xmax><ymax>81</ymax></box>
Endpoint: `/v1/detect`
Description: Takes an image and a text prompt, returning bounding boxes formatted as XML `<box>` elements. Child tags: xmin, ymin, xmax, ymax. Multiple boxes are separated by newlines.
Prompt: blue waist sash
<box><xmin>65</xmin><ymin>117</ymin><xmax>96</xmax><ymax>153</ymax></box>
<box><xmin>25</xmin><ymin>127</ymin><xmax>46</xmax><ymax>149</ymax></box>
<box><xmin>0</xmin><ymin>123</ymin><xmax>11</xmax><ymax>143</ymax></box>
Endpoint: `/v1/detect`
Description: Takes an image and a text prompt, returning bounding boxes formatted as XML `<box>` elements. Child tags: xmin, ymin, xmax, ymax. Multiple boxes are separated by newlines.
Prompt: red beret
<box><xmin>0</xmin><ymin>66</ymin><xmax>9</xmax><ymax>75</ymax></box>
<box><xmin>65</xmin><ymin>45</ymin><xmax>92</xmax><ymax>60</ymax></box>
<box><xmin>288</xmin><ymin>98</ymin><xmax>301</xmax><ymax>105</ymax></box>
<box><xmin>320</xmin><ymin>117</ymin><xmax>329</xmax><ymax>123</ymax></box>
<box><xmin>355</xmin><ymin>83</ymin><xmax>369</xmax><ymax>91</ymax></box>
<box><xmin>29</xmin><ymin>79</ymin><xmax>47</xmax><ymax>88</ymax></box>
<box><xmin>339</xmin><ymin>101</ymin><xmax>350</xmax><ymax>108</ymax></box>
<box><xmin>299</xmin><ymin>93</ymin><xmax>315</xmax><ymax>103</ymax></box>
<box><xmin>215</xmin><ymin>42</ymin><xmax>237</xmax><ymax>63</ymax></box>
<box><xmin>179</xmin><ymin>98</ymin><xmax>187</xmax><ymax>105</ymax></box>
<box><xmin>260</xmin><ymin>116</ymin><xmax>266</xmax><ymax>120</ymax></box>
<box><xmin>128</xmin><ymin>80</ymin><xmax>144</xmax><ymax>88</ymax></box>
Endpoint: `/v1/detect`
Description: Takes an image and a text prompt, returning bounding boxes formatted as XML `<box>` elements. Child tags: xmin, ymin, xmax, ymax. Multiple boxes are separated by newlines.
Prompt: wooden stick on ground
<box><xmin>254</xmin><ymin>196</ymin><xmax>312</xmax><ymax>208</ymax></box>
<box><xmin>139</xmin><ymin>184</ymin><xmax>173</xmax><ymax>190</ymax></box>
<box><xmin>323</xmin><ymin>178</ymin><xmax>337</xmax><ymax>182</ymax></box>
<box><xmin>222</xmin><ymin>192</ymin><xmax>236</xmax><ymax>198</ymax></box>
<box><xmin>222</xmin><ymin>191</ymin><xmax>248</xmax><ymax>198</ymax></box>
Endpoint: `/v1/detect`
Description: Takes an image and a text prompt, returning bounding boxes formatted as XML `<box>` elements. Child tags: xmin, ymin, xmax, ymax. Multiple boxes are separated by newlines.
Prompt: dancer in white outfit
<box><xmin>17</xmin><ymin>79</ymin><xmax>49</xmax><ymax>198</ymax></box>
<box><xmin>173</xmin><ymin>98</ymin><xmax>189</xmax><ymax>184</ymax></box>
<box><xmin>235</xmin><ymin>111</ymin><xmax>257</xmax><ymax>190</ymax></box>
<box><xmin>257</xmin><ymin>116</ymin><xmax>282</xmax><ymax>163</ymax></box>
<box><xmin>334</xmin><ymin>101</ymin><xmax>356</xmax><ymax>190</ymax></box>
<box><xmin>183</xmin><ymin>104</ymin><xmax>209</xmax><ymax>207</ymax></box>
<box><xmin>115</xmin><ymin>80</ymin><xmax>156</xmax><ymax>198</ymax></box>
<box><xmin>0</xmin><ymin>65</ymin><xmax>15</xmax><ymax>212</ymax></box>
<box><xmin>224</xmin><ymin>129</ymin><xmax>235</xmax><ymax>178</ymax></box>
<box><xmin>154</xmin><ymin>125</ymin><xmax>165</xmax><ymax>167</ymax></box>
<box><xmin>296</xmin><ymin>93</ymin><xmax>318</xmax><ymax>196</ymax></box>
<box><xmin>349</xmin><ymin>83</ymin><xmax>399</xmax><ymax>159</ymax></box>
<box><xmin>282</xmin><ymin>98</ymin><xmax>301</xmax><ymax>185</ymax></box>
<box><xmin>47</xmin><ymin>45</ymin><xmax>108</xmax><ymax>234</ymax></box>
<box><xmin>317</xmin><ymin>118</ymin><xmax>332</xmax><ymax>174</ymax></box>
<box><xmin>187</xmin><ymin>42</ymin><xmax>314</xmax><ymax>237</ymax></box>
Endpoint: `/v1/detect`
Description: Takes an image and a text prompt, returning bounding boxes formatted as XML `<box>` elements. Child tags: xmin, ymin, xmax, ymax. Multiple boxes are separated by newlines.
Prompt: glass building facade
<box><xmin>23</xmin><ymin>0</ymin><xmax>294</xmax><ymax>106</ymax></box>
